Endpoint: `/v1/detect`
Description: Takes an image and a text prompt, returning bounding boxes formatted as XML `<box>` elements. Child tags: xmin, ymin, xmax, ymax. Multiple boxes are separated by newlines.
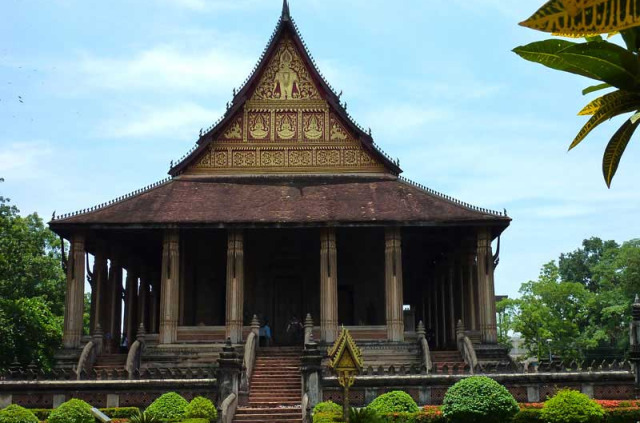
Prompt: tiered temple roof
<box><xmin>50</xmin><ymin>1</ymin><xmax>510</xmax><ymax>234</ymax></box>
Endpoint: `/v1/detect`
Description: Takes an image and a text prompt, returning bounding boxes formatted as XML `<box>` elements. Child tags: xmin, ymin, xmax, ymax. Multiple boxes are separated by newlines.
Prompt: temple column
<box><xmin>138</xmin><ymin>268</ymin><xmax>150</xmax><ymax>331</ymax></box>
<box><xmin>439</xmin><ymin>270</ymin><xmax>447</xmax><ymax>346</ymax></box>
<box><xmin>159</xmin><ymin>229</ymin><xmax>180</xmax><ymax>344</ymax></box>
<box><xmin>108</xmin><ymin>258</ymin><xmax>123</xmax><ymax>348</ymax></box>
<box><xmin>448</xmin><ymin>261</ymin><xmax>456</xmax><ymax>343</ymax></box>
<box><xmin>477</xmin><ymin>228</ymin><xmax>497</xmax><ymax>344</ymax></box>
<box><xmin>466</xmin><ymin>252</ymin><xmax>478</xmax><ymax>331</ymax></box>
<box><xmin>457</xmin><ymin>255</ymin><xmax>465</xmax><ymax>328</ymax></box>
<box><xmin>225</xmin><ymin>229</ymin><xmax>244</xmax><ymax>343</ymax></box>
<box><xmin>63</xmin><ymin>234</ymin><xmax>86</xmax><ymax>349</ymax></box>
<box><xmin>433</xmin><ymin>274</ymin><xmax>440</xmax><ymax>348</ymax></box>
<box><xmin>385</xmin><ymin>228</ymin><xmax>404</xmax><ymax>342</ymax></box>
<box><xmin>92</xmin><ymin>244</ymin><xmax>108</xmax><ymax>334</ymax></box>
<box><xmin>320</xmin><ymin>228</ymin><xmax>338</xmax><ymax>343</ymax></box>
<box><xmin>124</xmin><ymin>265</ymin><xmax>138</xmax><ymax>342</ymax></box>
<box><xmin>149</xmin><ymin>280</ymin><xmax>159</xmax><ymax>333</ymax></box>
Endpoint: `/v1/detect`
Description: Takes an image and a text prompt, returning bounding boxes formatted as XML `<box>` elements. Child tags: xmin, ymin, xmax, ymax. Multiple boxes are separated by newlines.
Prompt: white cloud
<box><xmin>77</xmin><ymin>45</ymin><xmax>255</xmax><ymax>94</ymax></box>
<box><xmin>101</xmin><ymin>103</ymin><xmax>223</xmax><ymax>138</ymax></box>
<box><xmin>0</xmin><ymin>141</ymin><xmax>54</xmax><ymax>180</ymax></box>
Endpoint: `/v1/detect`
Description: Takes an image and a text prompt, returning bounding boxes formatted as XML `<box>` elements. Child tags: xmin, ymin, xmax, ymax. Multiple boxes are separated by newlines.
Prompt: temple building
<box><xmin>49</xmin><ymin>1</ymin><xmax>510</xmax><ymax>371</ymax></box>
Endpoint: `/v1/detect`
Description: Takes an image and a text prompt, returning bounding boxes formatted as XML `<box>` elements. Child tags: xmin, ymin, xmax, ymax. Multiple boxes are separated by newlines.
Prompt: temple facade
<box><xmin>49</xmin><ymin>2</ymin><xmax>510</xmax><ymax>369</ymax></box>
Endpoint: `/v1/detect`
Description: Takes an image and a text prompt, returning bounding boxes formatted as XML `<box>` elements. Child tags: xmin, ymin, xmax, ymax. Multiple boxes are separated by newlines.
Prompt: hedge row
<box><xmin>315</xmin><ymin>409</ymin><xmax>640</xmax><ymax>423</ymax></box>
<box><xmin>19</xmin><ymin>407</ymin><xmax>140</xmax><ymax>421</ymax></box>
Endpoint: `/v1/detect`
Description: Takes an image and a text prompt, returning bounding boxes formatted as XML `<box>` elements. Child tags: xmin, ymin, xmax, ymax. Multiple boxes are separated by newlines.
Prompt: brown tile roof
<box><xmin>49</xmin><ymin>176</ymin><xmax>510</xmax><ymax>230</ymax></box>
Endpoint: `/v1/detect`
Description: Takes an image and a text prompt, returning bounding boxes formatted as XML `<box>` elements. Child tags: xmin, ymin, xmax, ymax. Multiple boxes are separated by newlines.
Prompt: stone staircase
<box><xmin>92</xmin><ymin>354</ymin><xmax>127</xmax><ymax>372</ymax></box>
<box><xmin>431</xmin><ymin>350</ymin><xmax>466</xmax><ymax>373</ymax></box>
<box><xmin>234</xmin><ymin>347</ymin><xmax>302</xmax><ymax>423</ymax></box>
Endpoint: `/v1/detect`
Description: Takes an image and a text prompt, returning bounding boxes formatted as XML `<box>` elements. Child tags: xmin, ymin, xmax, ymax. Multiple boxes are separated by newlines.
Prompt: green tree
<box><xmin>0</xmin><ymin>179</ymin><xmax>66</xmax><ymax>371</ymax></box>
<box><xmin>510</xmin><ymin>238</ymin><xmax>640</xmax><ymax>361</ymax></box>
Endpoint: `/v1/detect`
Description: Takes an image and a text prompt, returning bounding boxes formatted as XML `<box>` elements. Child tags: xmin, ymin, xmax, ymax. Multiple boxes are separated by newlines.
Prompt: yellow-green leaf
<box><xmin>521</xmin><ymin>0</ymin><xmax>640</xmax><ymax>37</ymax></box>
<box><xmin>570</xmin><ymin>94</ymin><xmax>640</xmax><ymax>149</ymax></box>
<box><xmin>582</xmin><ymin>82</ymin><xmax>612</xmax><ymax>95</ymax></box>
<box><xmin>578</xmin><ymin>90</ymin><xmax>638</xmax><ymax>115</ymax></box>
<box><xmin>602</xmin><ymin>116</ymin><xmax>639</xmax><ymax>186</ymax></box>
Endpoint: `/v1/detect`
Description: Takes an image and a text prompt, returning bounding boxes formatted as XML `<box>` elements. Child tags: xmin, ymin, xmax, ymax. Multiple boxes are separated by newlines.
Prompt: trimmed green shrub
<box><xmin>130</xmin><ymin>410</ymin><xmax>158</xmax><ymax>423</ymax></box>
<box><xmin>442</xmin><ymin>376</ymin><xmax>519</xmax><ymax>423</ymax></box>
<box><xmin>603</xmin><ymin>408</ymin><xmax>640</xmax><ymax>423</ymax></box>
<box><xmin>541</xmin><ymin>389</ymin><xmax>604</xmax><ymax>423</ymax></box>
<box><xmin>100</xmin><ymin>407</ymin><xmax>140</xmax><ymax>418</ymax></box>
<box><xmin>313</xmin><ymin>401</ymin><xmax>342</xmax><ymax>415</ymax></box>
<box><xmin>145</xmin><ymin>393</ymin><xmax>188</xmax><ymax>422</ymax></box>
<box><xmin>349</xmin><ymin>408</ymin><xmax>382</xmax><ymax>423</ymax></box>
<box><xmin>368</xmin><ymin>391</ymin><xmax>419</xmax><ymax>415</ymax></box>
<box><xmin>179</xmin><ymin>419</ymin><xmax>209</xmax><ymax>423</ymax></box>
<box><xmin>312</xmin><ymin>412</ymin><xmax>344</xmax><ymax>423</ymax></box>
<box><xmin>380</xmin><ymin>413</ymin><xmax>445</xmax><ymax>422</ymax></box>
<box><xmin>184</xmin><ymin>397</ymin><xmax>217</xmax><ymax>422</ymax></box>
<box><xmin>513</xmin><ymin>409</ymin><xmax>544</xmax><ymax>423</ymax></box>
<box><xmin>48</xmin><ymin>399</ymin><xmax>94</xmax><ymax>423</ymax></box>
<box><xmin>0</xmin><ymin>405</ymin><xmax>39</xmax><ymax>423</ymax></box>
<box><xmin>28</xmin><ymin>410</ymin><xmax>51</xmax><ymax>421</ymax></box>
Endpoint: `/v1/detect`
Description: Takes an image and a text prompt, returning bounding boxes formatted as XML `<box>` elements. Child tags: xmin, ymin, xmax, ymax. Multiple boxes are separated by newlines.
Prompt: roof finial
<box><xmin>281</xmin><ymin>0</ymin><xmax>290</xmax><ymax>21</ymax></box>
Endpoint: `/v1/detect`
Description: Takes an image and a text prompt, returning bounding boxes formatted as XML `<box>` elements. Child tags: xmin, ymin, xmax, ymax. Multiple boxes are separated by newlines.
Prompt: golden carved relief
<box><xmin>317</xmin><ymin>150</ymin><xmax>341</xmax><ymax>166</ymax></box>
<box><xmin>275</xmin><ymin>112</ymin><xmax>297</xmax><ymax>140</ymax></box>
<box><xmin>329</xmin><ymin>114</ymin><xmax>349</xmax><ymax>141</ymax></box>
<box><xmin>261</xmin><ymin>150</ymin><xmax>286</xmax><ymax>167</ymax></box>
<box><xmin>252</xmin><ymin>38</ymin><xmax>321</xmax><ymax>101</ymax></box>
<box><xmin>344</xmin><ymin>149</ymin><xmax>358</xmax><ymax>166</ymax></box>
<box><xmin>233</xmin><ymin>151</ymin><xmax>257</xmax><ymax>167</ymax></box>
<box><xmin>222</xmin><ymin>116</ymin><xmax>242</xmax><ymax>140</ymax></box>
<box><xmin>248</xmin><ymin>112</ymin><xmax>270</xmax><ymax>140</ymax></box>
<box><xmin>289</xmin><ymin>150</ymin><xmax>313</xmax><ymax>166</ymax></box>
<box><xmin>303</xmin><ymin>112</ymin><xmax>324</xmax><ymax>141</ymax></box>
<box><xmin>213</xmin><ymin>150</ymin><xmax>228</xmax><ymax>167</ymax></box>
<box><xmin>195</xmin><ymin>151</ymin><xmax>211</xmax><ymax>168</ymax></box>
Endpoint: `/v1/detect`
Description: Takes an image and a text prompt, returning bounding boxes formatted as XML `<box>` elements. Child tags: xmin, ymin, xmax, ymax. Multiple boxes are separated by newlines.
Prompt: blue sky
<box><xmin>1</xmin><ymin>0</ymin><xmax>639</xmax><ymax>299</ymax></box>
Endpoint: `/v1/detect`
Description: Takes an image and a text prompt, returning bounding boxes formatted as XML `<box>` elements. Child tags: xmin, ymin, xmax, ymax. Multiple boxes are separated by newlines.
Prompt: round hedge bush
<box><xmin>541</xmin><ymin>389</ymin><xmax>604</xmax><ymax>423</ymax></box>
<box><xmin>442</xmin><ymin>376</ymin><xmax>519</xmax><ymax>423</ymax></box>
<box><xmin>367</xmin><ymin>391</ymin><xmax>419</xmax><ymax>414</ymax></box>
<box><xmin>48</xmin><ymin>399</ymin><xmax>94</xmax><ymax>423</ymax></box>
<box><xmin>0</xmin><ymin>405</ymin><xmax>39</xmax><ymax>423</ymax></box>
<box><xmin>184</xmin><ymin>397</ymin><xmax>217</xmax><ymax>422</ymax></box>
<box><xmin>145</xmin><ymin>392</ymin><xmax>189</xmax><ymax>422</ymax></box>
<box><xmin>313</xmin><ymin>401</ymin><xmax>342</xmax><ymax>415</ymax></box>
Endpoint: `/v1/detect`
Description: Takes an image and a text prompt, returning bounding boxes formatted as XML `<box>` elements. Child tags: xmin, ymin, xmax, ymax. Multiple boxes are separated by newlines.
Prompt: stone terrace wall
<box><xmin>321</xmin><ymin>371</ymin><xmax>636</xmax><ymax>406</ymax></box>
<box><xmin>0</xmin><ymin>379</ymin><xmax>217</xmax><ymax>409</ymax></box>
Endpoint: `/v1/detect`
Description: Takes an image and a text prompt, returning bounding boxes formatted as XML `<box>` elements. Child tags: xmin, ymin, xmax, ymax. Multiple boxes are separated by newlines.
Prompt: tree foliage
<box><xmin>0</xmin><ymin>179</ymin><xmax>66</xmax><ymax>371</ymax></box>
<box><xmin>515</xmin><ymin>1</ymin><xmax>640</xmax><ymax>187</ymax></box>
<box><xmin>501</xmin><ymin>237</ymin><xmax>640</xmax><ymax>361</ymax></box>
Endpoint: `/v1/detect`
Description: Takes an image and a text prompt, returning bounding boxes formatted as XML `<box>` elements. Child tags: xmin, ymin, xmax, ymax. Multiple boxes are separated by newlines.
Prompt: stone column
<box><xmin>92</xmin><ymin>244</ymin><xmax>108</xmax><ymax>334</ymax></box>
<box><xmin>226</xmin><ymin>229</ymin><xmax>244</xmax><ymax>343</ymax></box>
<box><xmin>439</xmin><ymin>271</ymin><xmax>447</xmax><ymax>346</ymax></box>
<box><xmin>385</xmin><ymin>227</ymin><xmax>404</xmax><ymax>342</ymax></box>
<box><xmin>124</xmin><ymin>265</ymin><xmax>138</xmax><ymax>342</ymax></box>
<box><xmin>448</xmin><ymin>261</ymin><xmax>456</xmax><ymax>343</ymax></box>
<box><xmin>466</xmin><ymin>252</ymin><xmax>478</xmax><ymax>331</ymax></box>
<box><xmin>477</xmin><ymin>228</ymin><xmax>498</xmax><ymax>344</ymax></box>
<box><xmin>149</xmin><ymin>281</ymin><xmax>159</xmax><ymax>334</ymax></box>
<box><xmin>108</xmin><ymin>258</ymin><xmax>123</xmax><ymax>348</ymax></box>
<box><xmin>432</xmin><ymin>274</ymin><xmax>440</xmax><ymax>348</ymax></box>
<box><xmin>138</xmin><ymin>269</ymin><xmax>149</xmax><ymax>331</ymax></box>
<box><xmin>63</xmin><ymin>234</ymin><xmax>86</xmax><ymax>349</ymax></box>
<box><xmin>159</xmin><ymin>229</ymin><xmax>180</xmax><ymax>344</ymax></box>
<box><xmin>320</xmin><ymin>228</ymin><xmax>338</xmax><ymax>343</ymax></box>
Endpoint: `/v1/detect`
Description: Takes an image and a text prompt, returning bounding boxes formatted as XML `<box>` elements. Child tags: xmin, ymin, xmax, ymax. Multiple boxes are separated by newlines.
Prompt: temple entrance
<box><xmin>245</xmin><ymin>228</ymin><xmax>320</xmax><ymax>346</ymax></box>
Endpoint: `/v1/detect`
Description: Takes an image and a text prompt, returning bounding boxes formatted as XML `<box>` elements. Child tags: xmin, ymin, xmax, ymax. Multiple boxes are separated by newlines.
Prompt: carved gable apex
<box><xmin>172</xmin><ymin>6</ymin><xmax>402</xmax><ymax>177</ymax></box>
<box><xmin>252</xmin><ymin>36</ymin><xmax>321</xmax><ymax>101</ymax></box>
